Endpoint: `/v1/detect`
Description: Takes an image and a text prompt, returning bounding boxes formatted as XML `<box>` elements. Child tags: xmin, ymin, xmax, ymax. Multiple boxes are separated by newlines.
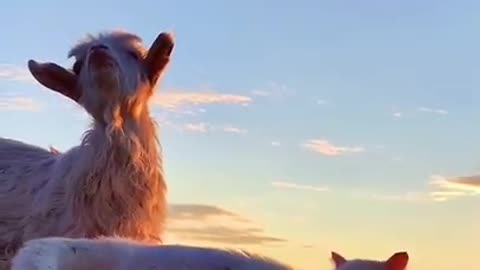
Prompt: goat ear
<box><xmin>28</xmin><ymin>60</ymin><xmax>80</xmax><ymax>102</ymax></box>
<box><xmin>331</xmin><ymin>251</ymin><xmax>347</xmax><ymax>268</ymax></box>
<box><xmin>385</xmin><ymin>252</ymin><xmax>409</xmax><ymax>270</ymax></box>
<box><xmin>144</xmin><ymin>32</ymin><xmax>174</xmax><ymax>85</ymax></box>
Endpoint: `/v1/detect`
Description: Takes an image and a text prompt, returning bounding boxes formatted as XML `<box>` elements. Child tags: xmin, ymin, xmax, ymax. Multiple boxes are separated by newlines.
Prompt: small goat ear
<box><xmin>385</xmin><ymin>252</ymin><xmax>409</xmax><ymax>270</ymax></box>
<box><xmin>28</xmin><ymin>60</ymin><xmax>80</xmax><ymax>102</ymax></box>
<box><xmin>144</xmin><ymin>32</ymin><xmax>174</xmax><ymax>85</ymax></box>
<box><xmin>331</xmin><ymin>251</ymin><xmax>347</xmax><ymax>268</ymax></box>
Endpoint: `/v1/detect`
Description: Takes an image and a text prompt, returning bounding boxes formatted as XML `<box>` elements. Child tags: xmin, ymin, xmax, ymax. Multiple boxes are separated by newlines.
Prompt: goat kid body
<box><xmin>11</xmin><ymin>236</ymin><xmax>294</xmax><ymax>270</ymax></box>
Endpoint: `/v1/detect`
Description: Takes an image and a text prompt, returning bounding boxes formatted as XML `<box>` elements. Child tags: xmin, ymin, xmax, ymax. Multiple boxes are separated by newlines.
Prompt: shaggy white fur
<box><xmin>0</xmin><ymin>30</ymin><xmax>174</xmax><ymax>269</ymax></box>
<box><xmin>11</xmin><ymin>237</ymin><xmax>294</xmax><ymax>270</ymax></box>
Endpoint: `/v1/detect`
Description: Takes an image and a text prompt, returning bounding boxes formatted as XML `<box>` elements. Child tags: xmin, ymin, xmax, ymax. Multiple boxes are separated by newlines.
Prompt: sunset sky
<box><xmin>1</xmin><ymin>1</ymin><xmax>479</xmax><ymax>269</ymax></box>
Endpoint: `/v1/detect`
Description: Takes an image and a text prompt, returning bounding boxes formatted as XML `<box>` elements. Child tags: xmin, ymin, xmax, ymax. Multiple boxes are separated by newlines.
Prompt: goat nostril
<box><xmin>90</xmin><ymin>44</ymin><xmax>109</xmax><ymax>51</ymax></box>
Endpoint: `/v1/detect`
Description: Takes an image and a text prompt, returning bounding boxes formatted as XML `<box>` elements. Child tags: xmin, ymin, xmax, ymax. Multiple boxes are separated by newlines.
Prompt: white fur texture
<box><xmin>11</xmin><ymin>237</ymin><xmax>294</xmax><ymax>270</ymax></box>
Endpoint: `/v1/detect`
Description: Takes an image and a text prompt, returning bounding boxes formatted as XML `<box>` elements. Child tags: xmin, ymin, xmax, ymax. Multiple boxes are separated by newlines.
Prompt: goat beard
<box><xmin>91</xmin><ymin>67</ymin><xmax>121</xmax><ymax>93</ymax></box>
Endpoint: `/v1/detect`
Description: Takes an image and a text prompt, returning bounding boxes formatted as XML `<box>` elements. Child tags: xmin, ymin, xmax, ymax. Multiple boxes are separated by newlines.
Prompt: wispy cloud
<box><xmin>250</xmin><ymin>81</ymin><xmax>295</xmax><ymax>99</ymax></box>
<box><xmin>0</xmin><ymin>65</ymin><xmax>34</xmax><ymax>83</ymax></box>
<box><xmin>429</xmin><ymin>174</ymin><xmax>480</xmax><ymax>201</ymax></box>
<box><xmin>165</xmin><ymin>203</ymin><xmax>286</xmax><ymax>246</ymax></box>
<box><xmin>182</xmin><ymin>122</ymin><xmax>248</xmax><ymax>135</ymax></box>
<box><xmin>418</xmin><ymin>107</ymin><xmax>448</xmax><ymax>115</ymax></box>
<box><xmin>351</xmin><ymin>174</ymin><xmax>480</xmax><ymax>203</ymax></box>
<box><xmin>392</xmin><ymin>111</ymin><xmax>403</xmax><ymax>119</ymax></box>
<box><xmin>183</xmin><ymin>122</ymin><xmax>209</xmax><ymax>133</ymax></box>
<box><xmin>270</xmin><ymin>141</ymin><xmax>281</xmax><ymax>147</ymax></box>
<box><xmin>150</xmin><ymin>90</ymin><xmax>251</xmax><ymax>133</ymax></box>
<box><xmin>168</xmin><ymin>204</ymin><xmax>247</xmax><ymax>222</ymax></box>
<box><xmin>302</xmin><ymin>139</ymin><xmax>364</xmax><ymax>156</ymax></box>
<box><xmin>0</xmin><ymin>96</ymin><xmax>40</xmax><ymax>111</ymax></box>
<box><xmin>251</xmin><ymin>90</ymin><xmax>271</xmax><ymax>97</ymax></box>
<box><xmin>222</xmin><ymin>126</ymin><xmax>248</xmax><ymax>134</ymax></box>
<box><xmin>152</xmin><ymin>91</ymin><xmax>251</xmax><ymax>110</ymax></box>
<box><xmin>390</xmin><ymin>105</ymin><xmax>449</xmax><ymax>120</ymax></box>
<box><xmin>346</xmin><ymin>173</ymin><xmax>480</xmax><ymax>204</ymax></box>
<box><xmin>271</xmin><ymin>181</ymin><xmax>329</xmax><ymax>192</ymax></box>
<box><xmin>390</xmin><ymin>105</ymin><xmax>409</xmax><ymax>119</ymax></box>
<box><xmin>316</xmin><ymin>99</ymin><xmax>328</xmax><ymax>105</ymax></box>
<box><xmin>351</xmin><ymin>190</ymin><xmax>426</xmax><ymax>202</ymax></box>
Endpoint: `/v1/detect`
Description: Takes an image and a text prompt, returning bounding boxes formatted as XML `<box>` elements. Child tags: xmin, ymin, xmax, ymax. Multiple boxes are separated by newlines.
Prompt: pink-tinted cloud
<box><xmin>302</xmin><ymin>139</ymin><xmax>364</xmax><ymax>156</ymax></box>
<box><xmin>347</xmin><ymin>175</ymin><xmax>480</xmax><ymax>204</ymax></box>
<box><xmin>152</xmin><ymin>91</ymin><xmax>252</xmax><ymax>110</ymax></box>
<box><xmin>183</xmin><ymin>122</ymin><xmax>209</xmax><ymax>133</ymax></box>
<box><xmin>429</xmin><ymin>174</ymin><xmax>480</xmax><ymax>201</ymax></box>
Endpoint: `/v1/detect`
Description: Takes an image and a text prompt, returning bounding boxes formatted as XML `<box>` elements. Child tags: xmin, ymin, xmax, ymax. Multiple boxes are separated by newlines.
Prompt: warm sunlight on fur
<box><xmin>331</xmin><ymin>251</ymin><xmax>409</xmax><ymax>270</ymax></box>
<box><xmin>11</xmin><ymin>237</ymin><xmax>295</xmax><ymax>270</ymax></box>
<box><xmin>0</xmin><ymin>30</ymin><xmax>174</xmax><ymax>269</ymax></box>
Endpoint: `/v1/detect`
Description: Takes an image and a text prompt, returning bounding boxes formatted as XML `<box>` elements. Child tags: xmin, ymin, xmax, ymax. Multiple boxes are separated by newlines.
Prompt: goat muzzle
<box><xmin>89</xmin><ymin>46</ymin><xmax>114</xmax><ymax>67</ymax></box>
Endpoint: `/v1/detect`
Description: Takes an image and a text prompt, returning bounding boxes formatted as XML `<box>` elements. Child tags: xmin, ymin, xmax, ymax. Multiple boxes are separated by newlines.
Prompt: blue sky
<box><xmin>1</xmin><ymin>1</ymin><xmax>480</xmax><ymax>270</ymax></box>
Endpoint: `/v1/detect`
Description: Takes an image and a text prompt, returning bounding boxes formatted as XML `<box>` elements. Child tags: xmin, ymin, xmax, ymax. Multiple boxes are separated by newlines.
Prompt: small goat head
<box><xmin>28</xmin><ymin>30</ymin><xmax>174</xmax><ymax>124</ymax></box>
<box><xmin>331</xmin><ymin>251</ymin><xmax>409</xmax><ymax>270</ymax></box>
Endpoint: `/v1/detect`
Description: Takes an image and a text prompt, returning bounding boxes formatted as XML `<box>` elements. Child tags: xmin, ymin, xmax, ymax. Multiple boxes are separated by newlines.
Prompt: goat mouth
<box><xmin>89</xmin><ymin>65</ymin><xmax>120</xmax><ymax>92</ymax></box>
<box><xmin>87</xmin><ymin>50</ymin><xmax>118</xmax><ymax>78</ymax></box>
<box><xmin>86</xmin><ymin>49</ymin><xmax>122</xmax><ymax>90</ymax></box>
<box><xmin>88</xmin><ymin>49</ymin><xmax>115</xmax><ymax>68</ymax></box>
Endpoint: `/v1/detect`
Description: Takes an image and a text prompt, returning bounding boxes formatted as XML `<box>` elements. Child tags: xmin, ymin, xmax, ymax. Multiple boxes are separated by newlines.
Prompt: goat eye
<box><xmin>72</xmin><ymin>60</ymin><xmax>83</xmax><ymax>74</ymax></box>
<box><xmin>128</xmin><ymin>51</ymin><xmax>139</xmax><ymax>60</ymax></box>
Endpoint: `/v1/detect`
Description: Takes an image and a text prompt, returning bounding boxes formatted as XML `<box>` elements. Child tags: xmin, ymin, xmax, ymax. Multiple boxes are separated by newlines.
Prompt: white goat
<box><xmin>331</xmin><ymin>251</ymin><xmax>409</xmax><ymax>270</ymax></box>
<box><xmin>0</xmin><ymin>30</ymin><xmax>174</xmax><ymax>269</ymax></box>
